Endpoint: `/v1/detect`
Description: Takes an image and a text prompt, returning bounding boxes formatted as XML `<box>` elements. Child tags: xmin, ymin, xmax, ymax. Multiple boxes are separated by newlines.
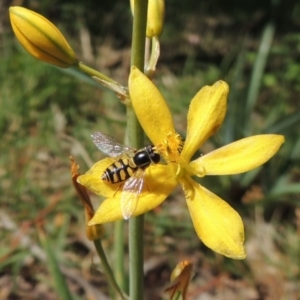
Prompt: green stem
<box><xmin>93</xmin><ymin>239</ymin><xmax>128</xmax><ymax>300</ymax></box>
<box><xmin>114</xmin><ymin>220</ymin><xmax>127</xmax><ymax>293</ymax></box>
<box><xmin>77</xmin><ymin>62</ymin><xmax>118</xmax><ymax>84</ymax></box>
<box><xmin>129</xmin><ymin>215</ymin><xmax>145</xmax><ymax>299</ymax></box>
<box><xmin>77</xmin><ymin>62</ymin><xmax>128</xmax><ymax>98</ymax></box>
<box><xmin>130</xmin><ymin>0</ymin><xmax>148</xmax><ymax>70</ymax></box>
<box><xmin>127</xmin><ymin>0</ymin><xmax>148</xmax><ymax>299</ymax></box>
<box><xmin>127</xmin><ymin>106</ymin><xmax>145</xmax><ymax>300</ymax></box>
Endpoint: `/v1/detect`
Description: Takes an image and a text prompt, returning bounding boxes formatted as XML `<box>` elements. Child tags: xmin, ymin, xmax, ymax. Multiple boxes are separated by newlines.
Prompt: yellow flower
<box><xmin>9</xmin><ymin>6</ymin><xmax>78</xmax><ymax>68</ymax></box>
<box><xmin>78</xmin><ymin>67</ymin><xmax>284</xmax><ymax>259</ymax></box>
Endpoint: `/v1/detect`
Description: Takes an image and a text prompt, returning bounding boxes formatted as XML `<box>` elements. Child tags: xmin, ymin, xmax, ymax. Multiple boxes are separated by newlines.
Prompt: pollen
<box><xmin>156</xmin><ymin>132</ymin><xmax>184</xmax><ymax>162</ymax></box>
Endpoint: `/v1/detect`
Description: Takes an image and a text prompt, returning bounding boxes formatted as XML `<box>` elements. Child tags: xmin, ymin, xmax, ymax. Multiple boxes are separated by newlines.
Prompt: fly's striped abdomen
<box><xmin>102</xmin><ymin>158</ymin><xmax>138</xmax><ymax>183</ymax></box>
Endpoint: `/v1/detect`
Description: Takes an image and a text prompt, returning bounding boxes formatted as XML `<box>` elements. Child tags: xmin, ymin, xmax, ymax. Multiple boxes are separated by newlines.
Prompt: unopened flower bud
<box><xmin>9</xmin><ymin>6</ymin><xmax>78</xmax><ymax>68</ymax></box>
<box><xmin>130</xmin><ymin>0</ymin><xmax>165</xmax><ymax>37</ymax></box>
<box><xmin>147</xmin><ymin>0</ymin><xmax>165</xmax><ymax>37</ymax></box>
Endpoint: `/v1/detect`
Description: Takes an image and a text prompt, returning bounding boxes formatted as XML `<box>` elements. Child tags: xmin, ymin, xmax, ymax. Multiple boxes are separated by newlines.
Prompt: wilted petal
<box><xmin>180</xmin><ymin>177</ymin><xmax>246</xmax><ymax>259</ymax></box>
<box><xmin>181</xmin><ymin>81</ymin><xmax>229</xmax><ymax>162</ymax></box>
<box><xmin>89</xmin><ymin>164</ymin><xmax>177</xmax><ymax>223</ymax></box>
<box><xmin>190</xmin><ymin>135</ymin><xmax>285</xmax><ymax>176</ymax></box>
<box><xmin>164</xmin><ymin>260</ymin><xmax>193</xmax><ymax>300</ymax></box>
<box><xmin>70</xmin><ymin>157</ymin><xmax>104</xmax><ymax>240</ymax></box>
<box><xmin>129</xmin><ymin>67</ymin><xmax>175</xmax><ymax>146</ymax></box>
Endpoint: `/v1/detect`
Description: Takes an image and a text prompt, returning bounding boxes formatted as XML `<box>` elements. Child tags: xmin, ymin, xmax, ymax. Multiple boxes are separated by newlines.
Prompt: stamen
<box><xmin>156</xmin><ymin>132</ymin><xmax>184</xmax><ymax>163</ymax></box>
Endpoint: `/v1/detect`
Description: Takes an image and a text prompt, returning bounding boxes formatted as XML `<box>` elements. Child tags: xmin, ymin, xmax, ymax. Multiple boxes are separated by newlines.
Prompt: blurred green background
<box><xmin>1</xmin><ymin>0</ymin><xmax>300</xmax><ymax>299</ymax></box>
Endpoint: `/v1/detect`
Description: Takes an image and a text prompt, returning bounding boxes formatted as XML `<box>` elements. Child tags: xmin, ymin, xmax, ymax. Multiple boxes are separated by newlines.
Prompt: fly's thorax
<box><xmin>133</xmin><ymin>149</ymin><xmax>151</xmax><ymax>168</ymax></box>
<box><xmin>133</xmin><ymin>145</ymin><xmax>160</xmax><ymax>168</ymax></box>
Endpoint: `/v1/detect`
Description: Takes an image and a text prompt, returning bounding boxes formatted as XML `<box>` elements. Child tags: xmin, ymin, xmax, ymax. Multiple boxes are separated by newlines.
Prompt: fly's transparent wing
<box><xmin>91</xmin><ymin>132</ymin><xmax>135</xmax><ymax>157</ymax></box>
<box><xmin>121</xmin><ymin>170</ymin><xmax>145</xmax><ymax>219</ymax></box>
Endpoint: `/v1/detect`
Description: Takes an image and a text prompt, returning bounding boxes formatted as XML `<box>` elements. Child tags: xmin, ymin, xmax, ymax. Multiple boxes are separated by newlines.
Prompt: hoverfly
<box><xmin>91</xmin><ymin>132</ymin><xmax>160</xmax><ymax>219</ymax></box>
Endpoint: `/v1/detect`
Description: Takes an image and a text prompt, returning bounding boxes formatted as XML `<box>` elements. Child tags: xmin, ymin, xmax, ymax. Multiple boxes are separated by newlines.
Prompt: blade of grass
<box><xmin>264</xmin><ymin>110</ymin><xmax>300</xmax><ymax>133</ymax></box>
<box><xmin>244</xmin><ymin>20</ymin><xmax>276</xmax><ymax>135</ymax></box>
<box><xmin>38</xmin><ymin>226</ymin><xmax>73</xmax><ymax>300</ymax></box>
<box><xmin>223</xmin><ymin>41</ymin><xmax>247</xmax><ymax>144</ymax></box>
<box><xmin>246</xmin><ymin>22</ymin><xmax>275</xmax><ymax>114</ymax></box>
<box><xmin>269</xmin><ymin>174</ymin><xmax>300</xmax><ymax>196</ymax></box>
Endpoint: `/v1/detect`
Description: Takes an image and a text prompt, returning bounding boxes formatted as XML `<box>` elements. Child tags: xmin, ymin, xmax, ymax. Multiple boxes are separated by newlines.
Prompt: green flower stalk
<box><xmin>9</xmin><ymin>6</ymin><xmax>78</xmax><ymax>68</ymax></box>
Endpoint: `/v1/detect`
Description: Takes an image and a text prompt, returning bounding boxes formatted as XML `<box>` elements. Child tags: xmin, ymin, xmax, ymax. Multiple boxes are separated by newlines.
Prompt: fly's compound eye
<box><xmin>151</xmin><ymin>152</ymin><xmax>160</xmax><ymax>164</ymax></box>
<box><xmin>147</xmin><ymin>146</ymin><xmax>160</xmax><ymax>164</ymax></box>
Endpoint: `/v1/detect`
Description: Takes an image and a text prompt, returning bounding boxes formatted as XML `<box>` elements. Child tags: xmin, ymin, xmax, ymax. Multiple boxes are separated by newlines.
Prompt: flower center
<box><xmin>156</xmin><ymin>131</ymin><xmax>184</xmax><ymax>163</ymax></box>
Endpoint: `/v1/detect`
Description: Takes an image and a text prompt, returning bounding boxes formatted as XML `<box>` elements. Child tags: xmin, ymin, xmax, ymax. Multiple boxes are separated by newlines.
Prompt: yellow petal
<box><xmin>77</xmin><ymin>158</ymin><xmax>119</xmax><ymax>198</ymax></box>
<box><xmin>181</xmin><ymin>81</ymin><xmax>229</xmax><ymax>162</ymax></box>
<box><xmin>9</xmin><ymin>6</ymin><xmax>77</xmax><ymax>68</ymax></box>
<box><xmin>190</xmin><ymin>135</ymin><xmax>285</xmax><ymax>176</ymax></box>
<box><xmin>89</xmin><ymin>164</ymin><xmax>177</xmax><ymax>223</ymax></box>
<box><xmin>129</xmin><ymin>67</ymin><xmax>175</xmax><ymax>146</ymax></box>
<box><xmin>180</xmin><ymin>177</ymin><xmax>246</xmax><ymax>259</ymax></box>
